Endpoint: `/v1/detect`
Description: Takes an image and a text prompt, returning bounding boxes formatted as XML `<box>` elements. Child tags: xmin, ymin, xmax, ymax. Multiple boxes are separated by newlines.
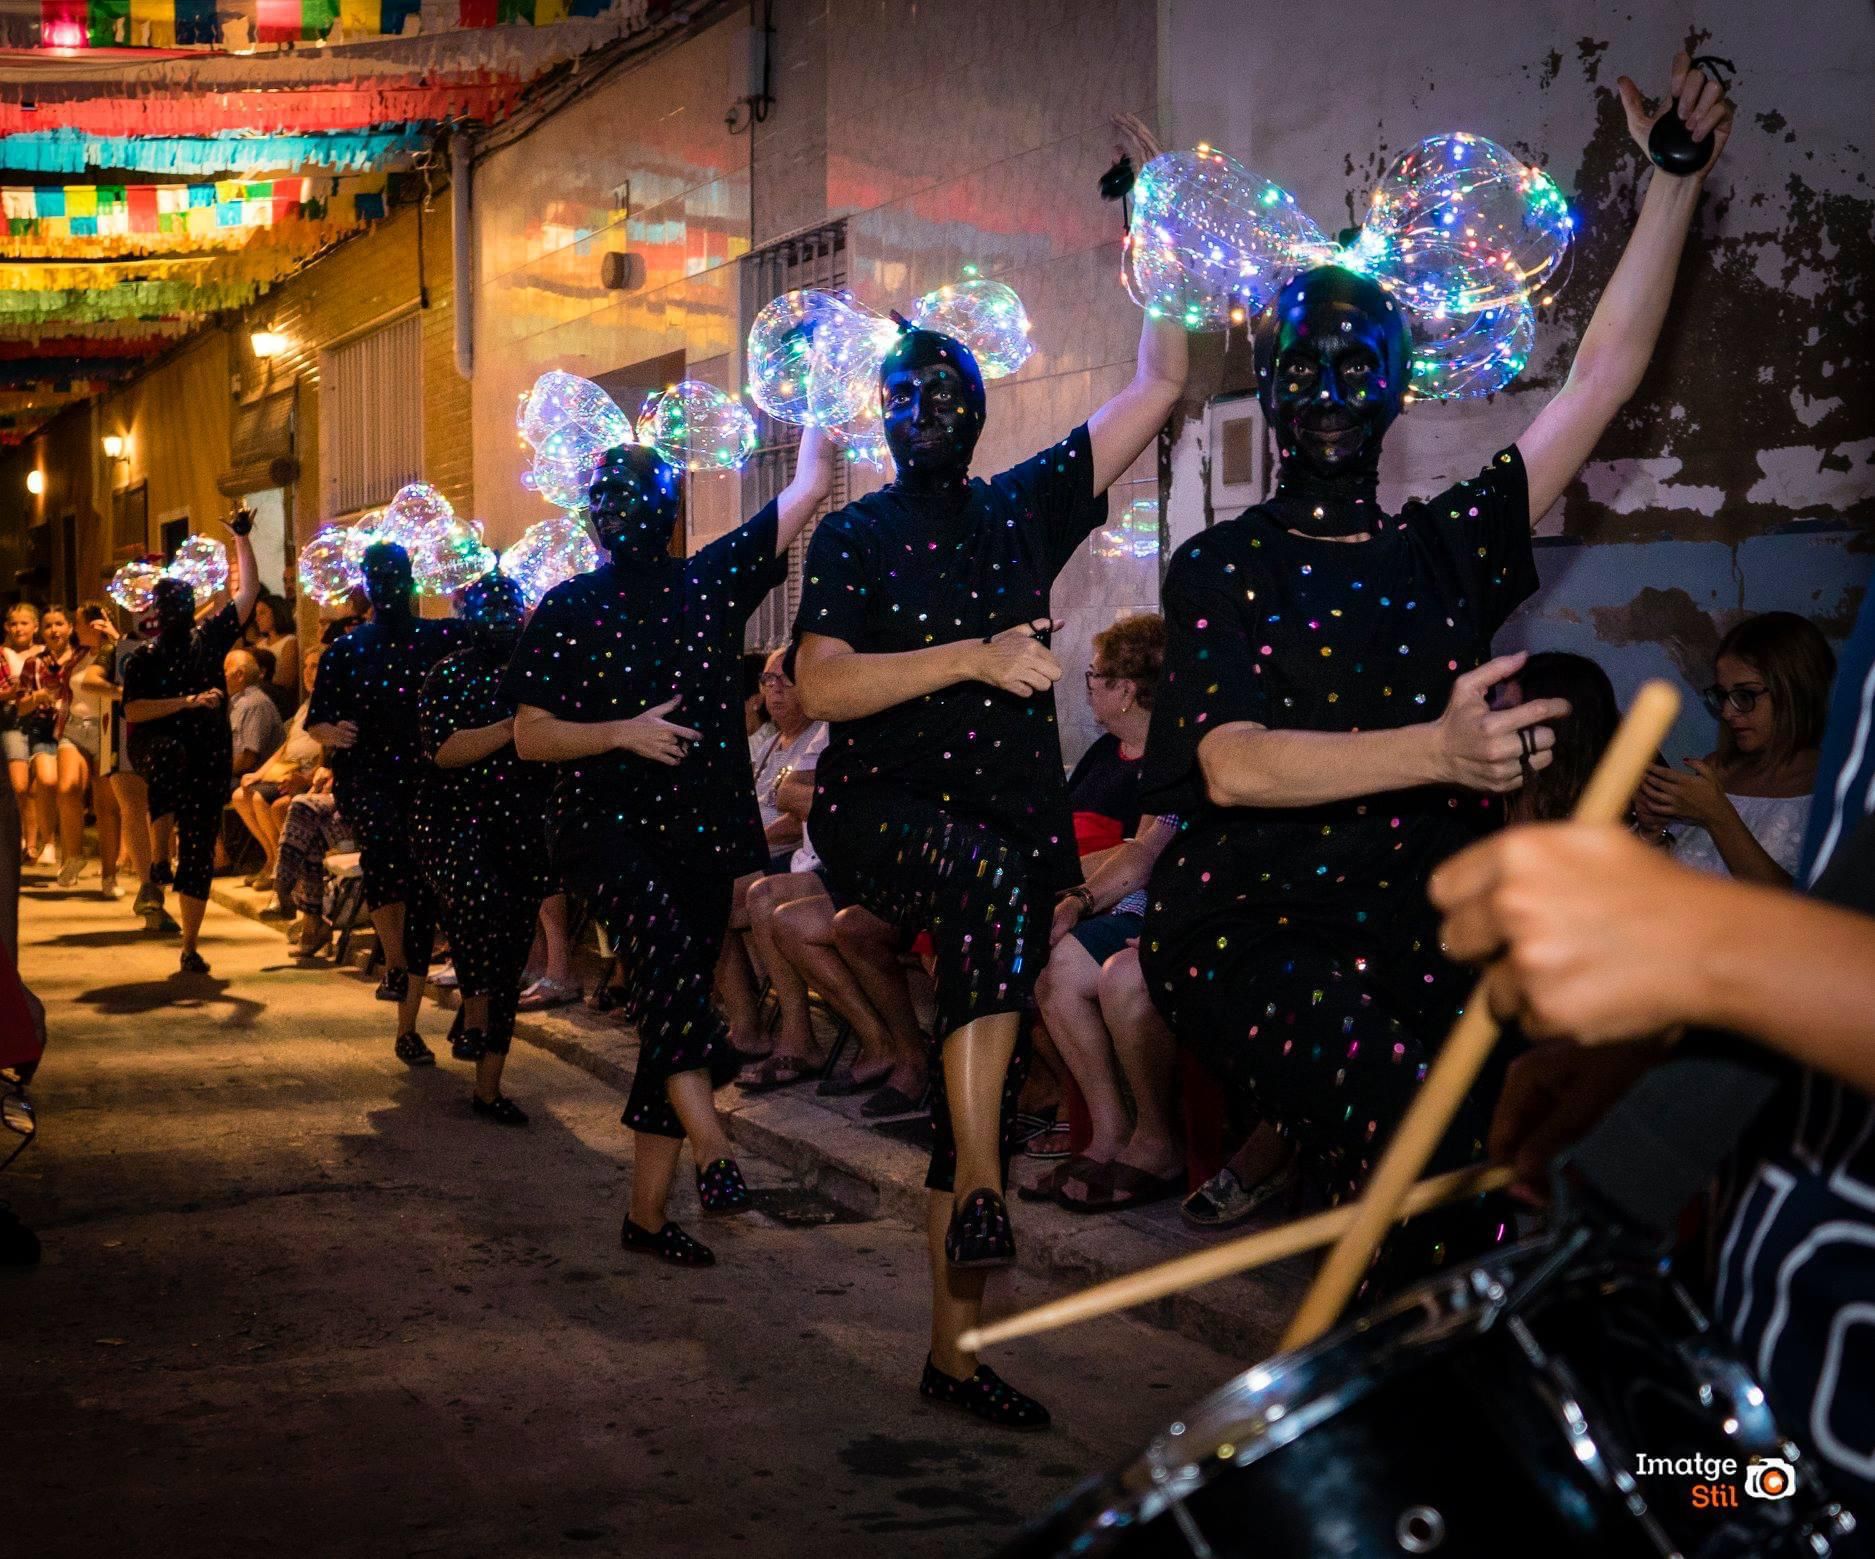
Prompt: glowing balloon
<box><xmin>107</xmin><ymin>558</ymin><xmax>164</xmax><ymax>616</ymax></box>
<box><xmin>297</xmin><ymin>524</ymin><xmax>362</xmax><ymax>607</ymax></box>
<box><xmin>341</xmin><ymin>507</ymin><xmax>390</xmax><ymax>570</ymax></box>
<box><xmin>746</xmin><ymin>289</ymin><xmax>879</xmax><ymax>424</ymax></box>
<box><xmin>640</xmin><ymin>380</ymin><xmax>759</xmax><ymax>473</ymax></box>
<box><xmin>1407</xmin><ymin>296</ymin><xmax>1536</xmax><ymax>401</ymax></box>
<box><xmin>805</xmin><ymin>302</ymin><xmax>897</xmax><ymax>429</ymax></box>
<box><xmin>829</xmin><ymin>394</ymin><xmax>889</xmax><ymax>469</ymax></box>
<box><xmin>909</xmin><ymin>278</ymin><xmax>1034</xmax><ymax>379</ymax></box>
<box><xmin>503</xmin><ymin>514</ymin><xmax>602</xmax><ymax>608</ymax></box>
<box><xmin>524</xmin><ymin>428</ymin><xmax>605</xmax><ymax>510</ymax></box>
<box><xmin>518</xmin><ymin>370</ymin><xmax>630</xmax><ymax>455</ymax></box>
<box><xmin>1360</xmin><ymin>133</ymin><xmax>1573</xmax><ymax>316</ymax></box>
<box><xmin>167</xmin><ymin>534</ymin><xmax>228</xmax><ymax>599</ymax></box>
<box><xmin>1126</xmin><ymin>147</ymin><xmax>1330</xmax><ymax>329</ymax></box>
<box><xmin>416</xmin><ymin>518</ymin><xmax>496</xmax><ymax>597</ymax></box>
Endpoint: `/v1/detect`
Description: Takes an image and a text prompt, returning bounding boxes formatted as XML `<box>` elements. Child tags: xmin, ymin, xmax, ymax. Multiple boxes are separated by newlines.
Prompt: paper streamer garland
<box><xmin>638</xmin><ymin>380</ymin><xmax>757</xmax><ymax>473</ymax></box>
<box><xmin>0</xmin><ymin>130</ymin><xmax>430</xmax><ymax>177</ymax></box>
<box><xmin>1124</xmin><ymin>132</ymin><xmax>1573</xmax><ymax>400</ymax></box>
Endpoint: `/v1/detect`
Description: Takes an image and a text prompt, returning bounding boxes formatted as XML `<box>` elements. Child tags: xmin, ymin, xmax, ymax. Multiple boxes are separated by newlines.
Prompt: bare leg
<box><xmin>8</xmin><ymin>760</ymin><xmax>34</xmax><ymax>859</ymax></box>
<box><xmin>777</xmin><ymin>896</ymin><xmax>895</xmax><ymax>1084</ymax></box>
<box><xmin>54</xmin><ymin>744</ymin><xmax>87</xmax><ymax>864</ymax></box>
<box><xmin>944</xmin><ymin>1011</ymin><xmax>1022</xmax><ymax>1203</ymax></box>
<box><xmin>254</xmin><ymin>794</ymin><xmax>287</xmax><ymax>868</ymax></box>
<box><xmin>744</xmin><ymin>873</ymin><xmax>822</xmax><ymax>1061</ymax></box>
<box><xmin>666</xmin><ymin>1066</ymin><xmax>732</xmax><ymax>1164</ymax></box>
<box><xmin>629</xmin><ymin>1131</ymin><xmax>685</xmax><ymax>1232</ymax></box>
<box><xmin>714</xmin><ymin>870</ymin><xmax>764</xmax><ymax>1055</ymax></box>
<box><xmin>538</xmin><ymin>893</ymin><xmax>572</xmax><ymax>983</ymax></box>
<box><xmin>371</xmin><ymin>901</ymin><xmax>408</xmax><ymax>973</ymax></box>
<box><xmin>926</xmin><ymin>1191</ymin><xmax>990</xmax><ymax>1378</ymax></box>
<box><xmin>92</xmin><ymin>766</ymin><xmax>121</xmax><ymax>887</ymax></box>
<box><xmin>474</xmin><ymin>1048</ymin><xmax>508</xmax><ymax>1105</ymax></box>
<box><xmin>30</xmin><ymin>751</ymin><xmax>56</xmax><ymax>859</ymax></box>
<box><xmin>1035</xmin><ymin>937</ymin><xmax>1129</xmax><ymax>1160</ymax></box>
<box><xmin>830</xmin><ymin>905</ymin><xmax>929</xmax><ymax>1093</ymax></box>
<box><xmin>111</xmin><ymin>771</ymin><xmax>152</xmax><ymax>885</ymax></box>
<box><xmin>1098</xmin><ymin>947</ymin><xmax>1184</xmax><ymax>1178</ymax></box>
<box><xmin>397</xmin><ymin>972</ymin><xmax>427</xmax><ymax>1037</ymax></box>
<box><xmin>153</xmin><ymin>814</ymin><xmax>174</xmax><ymax>874</ymax></box>
<box><xmin>177</xmin><ymin>892</ymin><xmax>207</xmax><ymax>955</ymax></box>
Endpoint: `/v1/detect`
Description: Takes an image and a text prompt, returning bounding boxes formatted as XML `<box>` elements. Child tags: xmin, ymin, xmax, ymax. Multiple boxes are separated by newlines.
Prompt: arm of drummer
<box><xmin>1516</xmin><ymin>54</ymin><xmax>1734</xmax><ymax>523</ymax></box>
<box><xmin>1430</xmin><ymin>823</ymin><xmax>1875</xmax><ymax>1096</ymax></box>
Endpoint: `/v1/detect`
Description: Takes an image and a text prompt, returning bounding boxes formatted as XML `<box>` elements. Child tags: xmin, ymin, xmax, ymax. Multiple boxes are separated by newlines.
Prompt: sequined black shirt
<box><xmin>1142</xmin><ymin>446</ymin><xmax>1536</xmax><ymax>959</ymax></box>
<box><xmin>500</xmin><ymin>502</ymin><xmax>785</xmax><ymax>885</ymax></box>
<box><xmin>798</xmin><ymin>424</ymin><xmax>1107</xmax><ymax>898</ymax></box>
<box><xmin>307</xmin><ymin>614</ymin><xmax>465</xmax><ymax>789</ymax></box>
<box><xmin>122</xmin><ymin>602</ymin><xmax>244</xmax><ymax>773</ymax></box>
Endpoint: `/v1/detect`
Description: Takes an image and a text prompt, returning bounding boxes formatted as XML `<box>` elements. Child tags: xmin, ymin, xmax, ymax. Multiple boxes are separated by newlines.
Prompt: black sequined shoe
<box><xmin>375</xmin><ymin>966</ymin><xmax>409</xmax><ymax>1003</ymax></box>
<box><xmin>945</xmin><ymin>1187</ymin><xmax>1016</xmax><ymax>1268</ymax></box>
<box><xmin>620</xmin><ymin>1216</ymin><xmax>715</xmax><ymax>1267</ymax></box>
<box><xmin>471</xmin><ymin>1093</ymin><xmax>528</xmax><ymax>1127</ymax></box>
<box><xmin>919</xmin><ymin>1357</ymin><xmax>1051</xmax><ymax>1429</ymax></box>
<box><xmin>695</xmin><ymin>1156</ymin><xmax>750</xmax><ymax>1215</ymax></box>
<box><xmin>393</xmin><ymin>1030</ymin><xmax>434</xmax><ymax>1067</ymax></box>
<box><xmin>177</xmin><ymin>949</ymin><xmax>209</xmax><ymax>976</ymax></box>
<box><xmin>452</xmin><ymin>1027</ymin><xmax>487</xmax><ymax>1063</ymax></box>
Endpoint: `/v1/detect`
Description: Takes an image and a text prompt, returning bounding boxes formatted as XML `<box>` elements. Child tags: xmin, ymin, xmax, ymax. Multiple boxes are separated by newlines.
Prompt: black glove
<box><xmin>229</xmin><ymin>508</ymin><xmax>254</xmax><ymax>538</ymax></box>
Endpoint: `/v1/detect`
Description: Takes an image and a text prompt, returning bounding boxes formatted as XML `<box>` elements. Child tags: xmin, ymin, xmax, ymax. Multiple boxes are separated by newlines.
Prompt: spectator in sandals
<box><xmin>1643</xmin><ymin>611</ymin><xmax>1834</xmax><ymax>885</ymax></box>
<box><xmin>275</xmin><ymin>768</ymin><xmax>350</xmax><ymax>958</ymax></box>
<box><xmin>1</xmin><ymin>603</ymin><xmax>46</xmax><ymax>865</ymax></box>
<box><xmin>231</xmin><ymin>646</ymin><xmax>323</xmax><ymax>892</ymax></box>
<box><xmin>22</xmin><ymin>606</ymin><xmax>83</xmax><ymax>884</ymax></box>
<box><xmin>67</xmin><ymin>605</ymin><xmax>125</xmax><ymax>899</ymax></box>
<box><xmin>719</xmin><ymin>644</ymin><xmax>828</xmax><ymax>1056</ymax></box>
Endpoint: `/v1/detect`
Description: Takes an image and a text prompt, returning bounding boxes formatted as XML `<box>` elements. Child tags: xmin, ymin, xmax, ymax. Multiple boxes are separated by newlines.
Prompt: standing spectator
<box><xmin>66</xmin><ymin>605</ymin><xmax>125</xmax><ymax>898</ymax></box>
<box><xmin>224</xmin><ymin>649</ymin><xmax>285</xmax><ymax>781</ymax></box>
<box><xmin>1</xmin><ymin>603</ymin><xmax>45</xmax><ymax>864</ymax></box>
<box><xmin>248</xmin><ymin>592</ymin><xmax>300</xmax><ymax>704</ymax></box>
<box><xmin>1644</xmin><ymin>612</ymin><xmax>1835</xmax><ymax>885</ymax></box>
<box><xmin>21</xmin><ymin>606</ymin><xmax>82</xmax><ymax>884</ymax></box>
<box><xmin>123</xmin><ymin>520</ymin><xmax>261</xmax><ymax>976</ymax></box>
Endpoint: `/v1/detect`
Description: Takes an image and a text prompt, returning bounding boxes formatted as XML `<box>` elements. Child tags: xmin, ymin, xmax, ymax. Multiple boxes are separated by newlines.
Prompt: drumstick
<box><xmin>956</xmin><ymin>1161</ymin><xmax>1512</xmax><ymax>1353</ymax></box>
<box><xmin>1279</xmin><ymin>678</ymin><xmax>1682</xmax><ymax>1350</ymax></box>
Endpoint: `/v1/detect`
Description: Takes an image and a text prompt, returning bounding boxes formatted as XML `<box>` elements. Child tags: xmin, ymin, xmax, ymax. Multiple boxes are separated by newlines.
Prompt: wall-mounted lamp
<box><xmin>102</xmin><ymin>434</ymin><xmax>126</xmax><ymax>460</ymax></box>
<box><xmin>25</xmin><ymin>469</ymin><xmax>44</xmax><ymax>496</ymax></box>
<box><xmin>250</xmin><ymin>330</ymin><xmax>286</xmax><ymax>359</ymax></box>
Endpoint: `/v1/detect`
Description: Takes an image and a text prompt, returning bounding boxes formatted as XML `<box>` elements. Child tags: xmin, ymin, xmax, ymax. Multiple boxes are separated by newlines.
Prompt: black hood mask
<box><xmin>1255</xmin><ymin>265</ymin><xmax>1411</xmax><ymax>537</ymax></box>
<box><xmin>152</xmin><ymin>576</ymin><xmax>195</xmax><ymax>642</ymax></box>
<box><xmin>588</xmin><ymin>444</ymin><xmax>681</xmax><ymax>567</ymax></box>
<box><xmin>880</xmin><ymin>325</ymin><xmax>986</xmax><ymax>495</ymax></box>
<box><xmin>458</xmin><ymin>570</ymin><xmax>527</xmax><ymax>658</ymax></box>
<box><xmin>361</xmin><ymin>541</ymin><xmax>415</xmax><ymax>620</ymax></box>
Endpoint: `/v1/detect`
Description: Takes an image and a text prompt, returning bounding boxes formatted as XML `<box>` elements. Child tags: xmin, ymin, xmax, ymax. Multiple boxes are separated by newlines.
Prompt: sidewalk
<box><xmin>209</xmin><ymin>877</ymin><xmax>1308</xmax><ymax>1360</ymax></box>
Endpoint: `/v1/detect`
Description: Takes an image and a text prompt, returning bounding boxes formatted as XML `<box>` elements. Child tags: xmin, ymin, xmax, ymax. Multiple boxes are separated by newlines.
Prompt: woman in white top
<box><xmin>1642</xmin><ymin>612</ymin><xmax>1836</xmax><ymax>886</ymax></box>
<box><xmin>2</xmin><ymin>602</ymin><xmax>45</xmax><ymax>864</ymax></box>
<box><xmin>68</xmin><ymin>605</ymin><xmax>127</xmax><ymax>897</ymax></box>
<box><xmin>231</xmin><ymin>645</ymin><xmax>325</xmax><ymax>892</ymax></box>
<box><xmin>249</xmin><ymin>594</ymin><xmax>300</xmax><ymax>706</ymax></box>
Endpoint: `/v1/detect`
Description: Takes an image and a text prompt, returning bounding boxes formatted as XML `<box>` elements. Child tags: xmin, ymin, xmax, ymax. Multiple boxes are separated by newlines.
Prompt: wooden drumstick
<box><xmin>956</xmin><ymin>1161</ymin><xmax>1512</xmax><ymax>1354</ymax></box>
<box><xmin>1280</xmin><ymin>678</ymin><xmax>1682</xmax><ymax>1350</ymax></box>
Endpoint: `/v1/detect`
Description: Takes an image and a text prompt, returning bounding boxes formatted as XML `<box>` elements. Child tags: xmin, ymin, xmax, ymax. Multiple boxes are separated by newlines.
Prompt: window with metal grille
<box><xmin>319</xmin><ymin>312</ymin><xmax>423</xmax><ymax>518</ymax></box>
<box><xmin>740</xmin><ymin>220</ymin><xmax>852</xmax><ymax>649</ymax></box>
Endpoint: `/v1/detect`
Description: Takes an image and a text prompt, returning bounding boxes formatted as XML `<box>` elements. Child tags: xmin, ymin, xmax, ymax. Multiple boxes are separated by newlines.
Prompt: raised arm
<box><xmin>774</xmin><ymin>425</ymin><xmax>837</xmax><ymax>558</ymax></box>
<box><xmin>228</xmin><ymin>510</ymin><xmax>261</xmax><ymax>624</ymax></box>
<box><xmin>1516</xmin><ymin>53</ymin><xmax>1735</xmax><ymax>522</ymax></box>
<box><xmin>1087</xmin><ymin>312</ymin><xmax>1188</xmax><ymax>495</ymax></box>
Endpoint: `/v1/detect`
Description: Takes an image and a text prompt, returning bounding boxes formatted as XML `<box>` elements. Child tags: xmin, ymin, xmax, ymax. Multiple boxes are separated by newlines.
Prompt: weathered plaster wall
<box><xmin>1163</xmin><ymin>0</ymin><xmax>1873</xmax><ymax>755</ymax></box>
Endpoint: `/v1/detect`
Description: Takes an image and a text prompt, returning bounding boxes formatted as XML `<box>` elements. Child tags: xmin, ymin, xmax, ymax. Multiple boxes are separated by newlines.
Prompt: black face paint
<box><xmin>458</xmin><ymin>569</ymin><xmax>527</xmax><ymax>659</ymax></box>
<box><xmin>880</xmin><ymin>326</ymin><xmax>985</xmax><ymax>493</ymax></box>
<box><xmin>1255</xmin><ymin>265</ymin><xmax>1410</xmax><ymax>537</ymax></box>
<box><xmin>361</xmin><ymin>541</ymin><xmax>415</xmax><ymax>618</ymax></box>
<box><xmin>152</xmin><ymin>576</ymin><xmax>195</xmax><ymax>640</ymax></box>
<box><xmin>587</xmin><ymin>444</ymin><xmax>681</xmax><ymax>567</ymax></box>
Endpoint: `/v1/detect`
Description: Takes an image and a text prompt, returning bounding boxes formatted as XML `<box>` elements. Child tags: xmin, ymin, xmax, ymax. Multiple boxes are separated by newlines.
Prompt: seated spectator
<box><xmin>319</xmin><ymin>589</ymin><xmax>369</xmax><ymax>646</ymax></box>
<box><xmin>1503</xmin><ymin>651</ymin><xmax>1622</xmax><ymax>826</ymax></box>
<box><xmin>224</xmin><ymin>648</ymin><xmax>285</xmax><ymax>781</ymax></box>
<box><xmin>231</xmin><ymin>646</ymin><xmax>323</xmax><ymax>892</ymax></box>
<box><xmin>248</xmin><ymin>645</ymin><xmax>297</xmax><ymax>721</ymax></box>
<box><xmin>274</xmin><ymin>767</ymin><xmax>351</xmax><ymax>956</ymax></box>
<box><xmin>718</xmin><ymin>644</ymin><xmax>829</xmax><ymax>1056</ymax></box>
<box><xmin>248</xmin><ymin>592</ymin><xmax>300</xmax><ymax>704</ymax></box>
<box><xmin>1</xmin><ymin>603</ymin><xmax>46</xmax><ymax>865</ymax></box>
<box><xmin>1643</xmin><ymin>612</ymin><xmax>1834</xmax><ymax>885</ymax></box>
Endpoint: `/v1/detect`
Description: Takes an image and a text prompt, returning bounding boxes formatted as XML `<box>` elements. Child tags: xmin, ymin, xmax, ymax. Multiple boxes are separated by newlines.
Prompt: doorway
<box><xmin>243</xmin><ymin>487</ymin><xmax>288</xmax><ymax>597</ymax></box>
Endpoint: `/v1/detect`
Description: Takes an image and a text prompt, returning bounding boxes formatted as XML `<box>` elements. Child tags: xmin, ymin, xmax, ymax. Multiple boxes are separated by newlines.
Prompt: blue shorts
<box><xmin>2</xmin><ymin>728</ymin><xmax>56</xmax><ymax>764</ymax></box>
<box><xmin>1067</xmin><ymin>909</ymin><xmax>1144</xmax><ymax>968</ymax></box>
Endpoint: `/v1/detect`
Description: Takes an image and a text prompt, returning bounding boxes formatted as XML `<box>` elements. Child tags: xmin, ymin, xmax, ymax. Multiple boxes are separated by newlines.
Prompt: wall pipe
<box><xmin>450</xmin><ymin>129</ymin><xmax>473</xmax><ymax>382</ymax></box>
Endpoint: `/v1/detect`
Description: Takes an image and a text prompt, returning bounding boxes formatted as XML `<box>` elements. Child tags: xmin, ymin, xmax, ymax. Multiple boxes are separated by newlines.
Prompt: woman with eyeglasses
<box><xmin>1639</xmin><ymin>612</ymin><xmax>1835</xmax><ymax>886</ymax></box>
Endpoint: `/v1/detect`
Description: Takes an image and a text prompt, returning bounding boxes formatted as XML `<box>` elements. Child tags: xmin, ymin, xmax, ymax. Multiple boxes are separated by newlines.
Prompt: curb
<box><xmin>210</xmin><ymin>879</ymin><xmax>1305</xmax><ymax>1358</ymax></box>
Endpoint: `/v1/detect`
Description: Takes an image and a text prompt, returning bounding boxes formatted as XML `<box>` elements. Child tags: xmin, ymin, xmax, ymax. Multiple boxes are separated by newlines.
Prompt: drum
<box><xmin>1001</xmin><ymin>1236</ymin><xmax>1859</xmax><ymax>1558</ymax></box>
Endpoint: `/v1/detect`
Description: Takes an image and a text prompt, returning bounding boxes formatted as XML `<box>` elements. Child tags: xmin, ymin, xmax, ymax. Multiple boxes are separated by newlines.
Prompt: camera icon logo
<box><xmin>1745</xmin><ymin>1458</ymin><xmax>1797</xmax><ymax>1501</ymax></box>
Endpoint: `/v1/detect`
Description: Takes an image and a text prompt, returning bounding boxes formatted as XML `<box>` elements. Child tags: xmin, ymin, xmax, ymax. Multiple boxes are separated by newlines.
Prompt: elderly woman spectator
<box><xmin>231</xmin><ymin>646</ymin><xmax>323</xmax><ymax>892</ymax></box>
<box><xmin>224</xmin><ymin>648</ymin><xmax>284</xmax><ymax>782</ymax></box>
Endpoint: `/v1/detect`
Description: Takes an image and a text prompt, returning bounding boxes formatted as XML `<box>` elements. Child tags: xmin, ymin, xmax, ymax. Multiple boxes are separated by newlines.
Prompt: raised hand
<box><xmin>615</xmin><ymin>695</ymin><xmax>701</xmax><ymax>766</ymax></box>
<box><xmin>1432</xmin><ymin>652</ymin><xmax>1571</xmax><ymax>794</ymax></box>
<box><xmin>1617</xmin><ymin>50</ymin><xmax>1736</xmax><ymax>176</ymax></box>
<box><xmin>972</xmin><ymin>619</ymin><xmax>1064</xmax><ymax>698</ymax></box>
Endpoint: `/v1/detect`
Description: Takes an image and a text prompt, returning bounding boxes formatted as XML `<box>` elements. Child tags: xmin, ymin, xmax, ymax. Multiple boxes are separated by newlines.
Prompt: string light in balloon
<box><xmin>638</xmin><ymin>380</ymin><xmax>759</xmax><ymax>473</ymax></box>
<box><xmin>297</xmin><ymin>524</ymin><xmax>362</xmax><ymax>607</ymax></box>
<box><xmin>166</xmin><ymin>533</ymin><xmax>229</xmax><ymax>599</ymax></box>
<box><xmin>106</xmin><ymin>557</ymin><xmax>165</xmax><ymax>615</ymax></box>
<box><xmin>908</xmin><ymin>278</ymin><xmax>1034</xmax><ymax>379</ymax></box>
<box><xmin>502</xmin><ymin>514</ymin><xmax>602</xmax><ymax>608</ymax></box>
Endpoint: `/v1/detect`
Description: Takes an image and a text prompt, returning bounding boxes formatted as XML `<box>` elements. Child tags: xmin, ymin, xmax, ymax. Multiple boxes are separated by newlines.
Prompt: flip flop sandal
<box><xmin>815</xmin><ymin>1067</ymin><xmax>893</xmax><ymax>1098</ymax></box>
<box><xmin>1020</xmin><ymin>1121</ymin><xmax>1077</xmax><ymax>1161</ymax></box>
<box><xmin>860</xmin><ymin>1082</ymin><xmax>929</xmax><ymax>1120</ymax></box>
<box><xmin>1010</xmin><ymin>1110</ymin><xmax>1058</xmax><ymax>1147</ymax></box>
<box><xmin>738</xmin><ymin>1053</ymin><xmax>816</xmax><ymax>1093</ymax></box>
<box><xmin>1059</xmin><ymin>1161</ymin><xmax>1185</xmax><ymax>1215</ymax></box>
<box><xmin>1181</xmin><ymin>1159</ymin><xmax>1301</xmax><ymax>1229</ymax></box>
<box><xmin>1016</xmin><ymin>1153</ymin><xmax>1109</xmax><ymax>1203</ymax></box>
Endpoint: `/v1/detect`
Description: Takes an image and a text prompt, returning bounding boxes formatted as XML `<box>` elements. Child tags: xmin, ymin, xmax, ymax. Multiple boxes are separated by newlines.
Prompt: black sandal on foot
<box><xmin>620</xmin><ymin>1216</ymin><xmax>715</xmax><ymax>1267</ymax></box>
<box><xmin>452</xmin><ymin>1026</ymin><xmax>487</xmax><ymax>1063</ymax></box>
<box><xmin>695</xmin><ymin>1156</ymin><xmax>750</xmax><ymax>1214</ymax></box>
<box><xmin>471</xmin><ymin>1093</ymin><xmax>528</xmax><ymax>1126</ymax></box>
<box><xmin>375</xmin><ymin>967</ymin><xmax>408</xmax><ymax>1002</ymax></box>
<box><xmin>944</xmin><ymin>1187</ymin><xmax>1016</xmax><ymax>1268</ymax></box>
<box><xmin>393</xmin><ymin>1030</ymin><xmax>434</xmax><ymax>1067</ymax></box>
<box><xmin>177</xmin><ymin>949</ymin><xmax>209</xmax><ymax>976</ymax></box>
<box><xmin>860</xmin><ymin>1081</ymin><xmax>929</xmax><ymax>1120</ymax></box>
<box><xmin>919</xmin><ymin>1357</ymin><xmax>1050</xmax><ymax>1429</ymax></box>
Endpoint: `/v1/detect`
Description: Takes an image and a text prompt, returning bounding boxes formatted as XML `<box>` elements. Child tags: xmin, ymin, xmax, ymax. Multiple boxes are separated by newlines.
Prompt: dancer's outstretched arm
<box><xmin>1517</xmin><ymin>51</ymin><xmax>1734</xmax><ymax>522</ymax></box>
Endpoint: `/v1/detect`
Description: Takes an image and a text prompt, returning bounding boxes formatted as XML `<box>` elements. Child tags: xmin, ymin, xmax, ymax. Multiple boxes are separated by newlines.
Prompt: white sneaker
<box><xmin>100</xmin><ymin>877</ymin><xmax>125</xmax><ymax>900</ymax></box>
<box><xmin>56</xmin><ymin>858</ymin><xmax>84</xmax><ymax>887</ymax></box>
<box><xmin>34</xmin><ymin>843</ymin><xmax>55</xmax><ymax>866</ymax></box>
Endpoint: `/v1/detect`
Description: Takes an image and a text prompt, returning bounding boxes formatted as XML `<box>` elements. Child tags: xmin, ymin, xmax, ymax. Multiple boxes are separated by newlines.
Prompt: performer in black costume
<box><xmin>416</xmin><ymin>570</ymin><xmax>545</xmax><ymax>1125</ymax></box>
<box><xmin>308</xmin><ymin>541</ymin><xmax>464</xmax><ymax>1065</ymax></box>
<box><xmin>121</xmin><ymin>514</ymin><xmax>260</xmax><ymax>977</ymax></box>
<box><xmin>508</xmin><ymin>429</ymin><xmax>833</xmax><ymax>1267</ymax></box>
<box><xmin>1140</xmin><ymin>51</ymin><xmax>1735</xmax><ymax>1281</ymax></box>
<box><xmin>794</xmin><ymin>248</ymin><xmax>1187</xmax><ymax>1424</ymax></box>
